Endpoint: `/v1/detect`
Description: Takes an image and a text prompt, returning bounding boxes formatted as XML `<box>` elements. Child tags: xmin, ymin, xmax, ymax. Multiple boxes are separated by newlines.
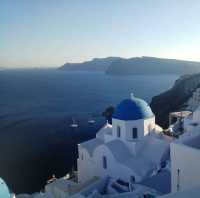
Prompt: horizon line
<box><xmin>1</xmin><ymin>55</ymin><xmax>200</xmax><ymax>68</ymax></box>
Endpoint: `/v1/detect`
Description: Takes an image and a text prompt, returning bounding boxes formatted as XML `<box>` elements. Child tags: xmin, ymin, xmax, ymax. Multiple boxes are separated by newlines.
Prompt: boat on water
<box><xmin>70</xmin><ymin>118</ymin><xmax>78</xmax><ymax>128</ymax></box>
<box><xmin>88</xmin><ymin>119</ymin><xmax>95</xmax><ymax>125</ymax></box>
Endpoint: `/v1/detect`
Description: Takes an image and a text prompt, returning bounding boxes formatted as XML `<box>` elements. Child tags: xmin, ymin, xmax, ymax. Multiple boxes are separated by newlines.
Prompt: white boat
<box><xmin>70</xmin><ymin>119</ymin><xmax>78</xmax><ymax>128</ymax></box>
<box><xmin>88</xmin><ymin>119</ymin><xmax>95</xmax><ymax>124</ymax></box>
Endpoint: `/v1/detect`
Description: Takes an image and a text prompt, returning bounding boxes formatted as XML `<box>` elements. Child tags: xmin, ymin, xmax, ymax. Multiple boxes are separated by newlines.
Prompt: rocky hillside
<box><xmin>150</xmin><ymin>73</ymin><xmax>200</xmax><ymax>128</ymax></box>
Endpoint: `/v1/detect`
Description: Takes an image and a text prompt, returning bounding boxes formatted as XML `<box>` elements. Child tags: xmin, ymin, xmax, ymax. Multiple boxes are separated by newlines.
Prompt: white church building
<box><xmin>157</xmin><ymin>101</ymin><xmax>200</xmax><ymax>198</ymax></box>
<box><xmin>77</xmin><ymin>95</ymin><xmax>172</xmax><ymax>185</ymax></box>
<box><xmin>14</xmin><ymin>95</ymin><xmax>200</xmax><ymax>197</ymax></box>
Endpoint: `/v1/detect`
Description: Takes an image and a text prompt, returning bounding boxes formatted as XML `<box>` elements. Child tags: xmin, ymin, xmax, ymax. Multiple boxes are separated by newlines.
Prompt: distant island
<box><xmin>59</xmin><ymin>57</ymin><xmax>122</xmax><ymax>72</ymax></box>
<box><xmin>59</xmin><ymin>56</ymin><xmax>200</xmax><ymax>75</ymax></box>
<box><xmin>106</xmin><ymin>56</ymin><xmax>200</xmax><ymax>75</ymax></box>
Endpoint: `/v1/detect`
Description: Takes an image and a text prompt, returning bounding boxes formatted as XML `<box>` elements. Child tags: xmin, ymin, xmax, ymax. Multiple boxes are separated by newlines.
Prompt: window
<box><xmin>117</xmin><ymin>126</ymin><xmax>121</xmax><ymax>138</ymax></box>
<box><xmin>130</xmin><ymin>176</ymin><xmax>135</xmax><ymax>183</ymax></box>
<box><xmin>103</xmin><ymin>156</ymin><xmax>107</xmax><ymax>169</ymax></box>
<box><xmin>81</xmin><ymin>153</ymin><xmax>83</xmax><ymax>160</ymax></box>
<box><xmin>132</xmin><ymin>128</ymin><xmax>137</xmax><ymax>139</ymax></box>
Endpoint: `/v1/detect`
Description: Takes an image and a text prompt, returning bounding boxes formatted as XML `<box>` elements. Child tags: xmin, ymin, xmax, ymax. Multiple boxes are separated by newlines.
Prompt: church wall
<box><xmin>112</xmin><ymin>117</ymin><xmax>155</xmax><ymax>143</ymax></box>
<box><xmin>112</xmin><ymin>117</ymin><xmax>155</xmax><ymax>156</ymax></box>
<box><xmin>93</xmin><ymin>145</ymin><xmax>117</xmax><ymax>179</ymax></box>
<box><xmin>104</xmin><ymin>133</ymin><xmax>115</xmax><ymax>142</ymax></box>
<box><xmin>77</xmin><ymin>146</ymin><xmax>96</xmax><ymax>183</ymax></box>
<box><xmin>112</xmin><ymin>119</ymin><xmax>126</xmax><ymax>140</ymax></box>
<box><xmin>92</xmin><ymin>145</ymin><xmax>136</xmax><ymax>182</ymax></box>
<box><xmin>112</xmin><ymin>118</ymin><xmax>144</xmax><ymax>141</ymax></box>
<box><xmin>125</xmin><ymin>119</ymin><xmax>144</xmax><ymax>141</ymax></box>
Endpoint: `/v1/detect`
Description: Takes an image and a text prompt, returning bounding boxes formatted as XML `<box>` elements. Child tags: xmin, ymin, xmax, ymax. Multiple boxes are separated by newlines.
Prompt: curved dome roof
<box><xmin>0</xmin><ymin>178</ymin><xmax>10</xmax><ymax>198</ymax></box>
<box><xmin>112</xmin><ymin>97</ymin><xmax>154</xmax><ymax>121</ymax></box>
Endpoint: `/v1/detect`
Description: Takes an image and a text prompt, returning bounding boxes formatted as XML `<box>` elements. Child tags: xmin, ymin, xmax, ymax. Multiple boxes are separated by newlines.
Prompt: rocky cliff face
<box><xmin>150</xmin><ymin>73</ymin><xmax>200</xmax><ymax>128</ymax></box>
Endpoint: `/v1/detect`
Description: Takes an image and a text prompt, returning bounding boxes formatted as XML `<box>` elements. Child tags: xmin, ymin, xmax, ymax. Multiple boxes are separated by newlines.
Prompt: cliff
<box><xmin>150</xmin><ymin>73</ymin><xmax>200</xmax><ymax>128</ymax></box>
<box><xmin>106</xmin><ymin>57</ymin><xmax>200</xmax><ymax>75</ymax></box>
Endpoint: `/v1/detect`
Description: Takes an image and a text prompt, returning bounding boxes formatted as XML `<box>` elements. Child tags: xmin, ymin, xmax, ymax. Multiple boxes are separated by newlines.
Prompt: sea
<box><xmin>0</xmin><ymin>69</ymin><xmax>179</xmax><ymax>193</ymax></box>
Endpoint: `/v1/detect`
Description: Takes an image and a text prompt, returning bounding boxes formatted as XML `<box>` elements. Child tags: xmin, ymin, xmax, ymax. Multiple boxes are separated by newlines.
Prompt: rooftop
<box><xmin>112</xmin><ymin>96</ymin><xmax>154</xmax><ymax>121</ymax></box>
<box><xmin>170</xmin><ymin>111</ymin><xmax>192</xmax><ymax>118</ymax></box>
<box><xmin>79</xmin><ymin>138</ymin><xmax>104</xmax><ymax>156</ymax></box>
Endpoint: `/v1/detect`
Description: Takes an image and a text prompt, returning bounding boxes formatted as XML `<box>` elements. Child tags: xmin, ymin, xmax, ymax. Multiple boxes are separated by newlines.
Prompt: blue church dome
<box><xmin>0</xmin><ymin>178</ymin><xmax>10</xmax><ymax>198</ymax></box>
<box><xmin>112</xmin><ymin>96</ymin><xmax>154</xmax><ymax>121</ymax></box>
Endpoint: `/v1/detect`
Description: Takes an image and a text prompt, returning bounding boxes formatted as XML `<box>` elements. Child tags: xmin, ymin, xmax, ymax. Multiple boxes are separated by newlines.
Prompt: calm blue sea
<box><xmin>0</xmin><ymin>69</ymin><xmax>178</xmax><ymax>193</ymax></box>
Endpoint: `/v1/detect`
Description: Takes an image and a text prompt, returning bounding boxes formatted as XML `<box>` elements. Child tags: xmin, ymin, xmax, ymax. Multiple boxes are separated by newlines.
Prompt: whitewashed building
<box><xmin>157</xmin><ymin>105</ymin><xmax>200</xmax><ymax>198</ymax></box>
<box><xmin>169</xmin><ymin>106</ymin><xmax>200</xmax><ymax>194</ymax></box>
<box><xmin>77</xmin><ymin>95</ymin><xmax>172</xmax><ymax>185</ymax></box>
<box><xmin>171</xmin><ymin>141</ymin><xmax>200</xmax><ymax>193</ymax></box>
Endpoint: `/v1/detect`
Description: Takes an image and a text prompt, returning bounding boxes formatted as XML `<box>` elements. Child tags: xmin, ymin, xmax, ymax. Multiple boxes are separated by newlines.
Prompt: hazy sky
<box><xmin>1</xmin><ymin>0</ymin><xmax>200</xmax><ymax>67</ymax></box>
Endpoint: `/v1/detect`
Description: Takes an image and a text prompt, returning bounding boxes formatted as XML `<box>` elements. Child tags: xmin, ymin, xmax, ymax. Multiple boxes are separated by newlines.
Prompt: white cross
<box><xmin>130</xmin><ymin>93</ymin><xmax>134</xmax><ymax>100</ymax></box>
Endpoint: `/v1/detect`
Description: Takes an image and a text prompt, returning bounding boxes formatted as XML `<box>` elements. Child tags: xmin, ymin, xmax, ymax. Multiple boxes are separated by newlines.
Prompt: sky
<box><xmin>0</xmin><ymin>0</ymin><xmax>200</xmax><ymax>68</ymax></box>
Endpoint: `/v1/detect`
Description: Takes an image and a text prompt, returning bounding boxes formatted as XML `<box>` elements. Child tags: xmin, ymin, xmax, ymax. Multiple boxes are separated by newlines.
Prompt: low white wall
<box><xmin>77</xmin><ymin>147</ymin><xmax>95</xmax><ymax>183</ymax></box>
<box><xmin>171</xmin><ymin>143</ymin><xmax>200</xmax><ymax>193</ymax></box>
